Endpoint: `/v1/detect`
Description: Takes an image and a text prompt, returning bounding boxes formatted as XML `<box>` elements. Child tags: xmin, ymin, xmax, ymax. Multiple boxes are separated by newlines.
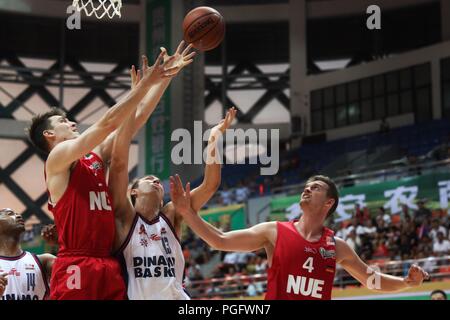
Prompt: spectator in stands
<box><xmin>417</xmin><ymin>234</ymin><xmax>433</xmax><ymax>254</ymax></box>
<box><xmin>417</xmin><ymin>217</ymin><xmax>431</xmax><ymax>240</ymax></box>
<box><xmin>245</xmin><ymin>278</ymin><xmax>264</xmax><ymax>297</ymax></box>
<box><xmin>235</xmin><ymin>252</ymin><xmax>255</xmax><ymax>272</ymax></box>
<box><xmin>220</xmin><ymin>184</ymin><xmax>234</xmax><ymax>206</ymax></box>
<box><xmin>400</xmin><ymin>204</ymin><xmax>411</xmax><ymax>222</ymax></box>
<box><xmin>401</xmin><ymin>254</ymin><xmax>412</xmax><ymax>276</ymax></box>
<box><xmin>334</xmin><ymin>222</ymin><xmax>346</xmax><ymax>239</ymax></box>
<box><xmin>345</xmin><ymin>229</ymin><xmax>358</xmax><ymax>251</ymax></box>
<box><xmin>372</xmin><ymin>239</ymin><xmax>389</xmax><ymax>259</ymax></box>
<box><xmin>375</xmin><ymin>215</ymin><xmax>389</xmax><ymax>234</ymax></box>
<box><xmin>188</xmin><ymin>267</ymin><xmax>205</xmax><ymax>293</ymax></box>
<box><xmin>354</xmin><ymin>203</ymin><xmax>369</xmax><ymax>224</ymax></box>
<box><xmin>211</xmin><ymin>264</ymin><xmax>226</xmax><ymax>279</ymax></box>
<box><xmin>222</xmin><ymin>265</ymin><xmax>243</xmax><ymax>296</ymax></box>
<box><xmin>358</xmin><ymin>234</ymin><xmax>374</xmax><ymax>260</ymax></box>
<box><xmin>387</xmin><ymin>224</ymin><xmax>401</xmax><ymax>243</ymax></box>
<box><xmin>430</xmin><ymin>289</ymin><xmax>447</xmax><ymax>300</ymax></box>
<box><xmin>386</xmin><ymin>237</ymin><xmax>400</xmax><ymax>261</ymax></box>
<box><xmin>186</xmin><ymin>258</ymin><xmax>202</xmax><ymax>279</ymax></box>
<box><xmin>419</xmin><ymin>253</ymin><xmax>437</xmax><ymax>275</ymax></box>
<box><xmin>235</xmin><ymin>182</ymin><xmax>250</xmax><ymax>203</ymax></box>
<box><xmin>398</xmin><ymin>234</ymin><xmax>412</xmax><ymax>259</ymax></box>
<box><xmin>429</xmin><ymin>219</ymin><xmax>448</xmax><ymax>244</ymax></box>
<box><xmin>223</xmin><ymin>251</ymin><xmax>239</xmax><ymax>268</ymax></box>
<box><xmin>254</xmin><ymin>255</ymin><xmax>267</xmax><ymax>274</ymax></box>
<box><xmin>432</xmin><ymin>231</ymin><xmax>450</xmax><ymax>256</ymax></box>
<box><xmin>414</xmin><ymin>199</ymin><xmax>432</xmax><ymax>226</ymax></box>
<box><xmin>377</xmin><ymin>206</ymin><xmax>392</xmax><ymax>225</ymax></box>
<box><xmin>205</xmin><ymin>281</ymin><xmax>222</xmax><ymax>297</ymax></box>
<box><xmin>245</xmin><ymin>255</ymin><xmax>257</xmax><ymax>274</ymax></box>
<box><xmin>363</xmin><ymin>219</ymin><xmax>377</xmax><ymax>238</ymax></box>
<box><xmin>355</xmin><ymin>219</ymin><xmax>366</xmax><ymax>237</ymax></box>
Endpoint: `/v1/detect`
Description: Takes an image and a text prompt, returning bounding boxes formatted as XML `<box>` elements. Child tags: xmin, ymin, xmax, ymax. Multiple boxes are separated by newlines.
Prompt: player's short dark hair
<box><xmin>130</xmin><ymin>179</ymin><xmax>140</xmax><ymax>207</ymax></box>
<box><xmin>306</xmin><ymin>175</ymin><xmax>339</xmax><ymax>218</ymax></box>
<box><xmin>27</xmin><ymin>108</ymin><xmax>66</xmax><ymax>155</ymax></box>
<box><xmin>430</xmin><ymin>289</ymin><xmax>447</xmax><ymax>299</ymax></box>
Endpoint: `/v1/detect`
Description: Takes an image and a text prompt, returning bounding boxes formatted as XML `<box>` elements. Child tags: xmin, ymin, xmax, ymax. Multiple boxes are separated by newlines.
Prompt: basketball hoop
<box><xmin>72</xmin><ymin>0</ymin><xmax>122</xmax><ymax>19</ymax></box>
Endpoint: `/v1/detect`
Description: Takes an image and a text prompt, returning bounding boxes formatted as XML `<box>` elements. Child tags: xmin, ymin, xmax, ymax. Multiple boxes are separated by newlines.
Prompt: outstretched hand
<box><xmin>130</xmin><ymin>50</ymin><xmax>179</xmax><ymax>88</ymax></box>
<box><xmin>41</xmin><ymin>224</ymin><xmax>58</xmax><ymax>246</ymax></box>
<box><xmin>404</xmin><ymin>264</ymin><xmax>429</xmax><ymax>287</ymax></box>
<box><xmin>169</xmin><ymin>174</ymin><xmax>194</xmax><ymax>217</ymax></box>
<box><xmin>209</xmin><ymin>107</ymin><xmax>237</xmax><ymax>142</ymax></box>
<box><xmin>160</xmin><ymin>40</ymin><xmax>196</xmax><ymax>78</ymax></box>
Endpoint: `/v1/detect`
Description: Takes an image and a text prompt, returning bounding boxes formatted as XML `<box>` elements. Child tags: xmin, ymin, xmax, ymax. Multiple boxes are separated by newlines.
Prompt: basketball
<box><xmin>182</xmin><ymin>6</ymin><xmax>225</xmax><ymax>52</ymax></box>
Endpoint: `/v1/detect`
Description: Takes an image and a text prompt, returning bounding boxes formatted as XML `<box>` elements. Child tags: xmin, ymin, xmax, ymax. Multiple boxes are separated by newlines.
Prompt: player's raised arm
<box><xmin>97</xmin><ymin>41</ymin><xmax>196</xmax><ymax>164</ymax></box>
<box><xmin>169</xmin><ymin>174</ymin><xmax>275</xmax><ymax>252</ymax></box>
<box><xmin>108</xmin><ymin>90</ymin><xmax>139</xmax><ymax>227</ymax></box>
<box><xmin>335</xmin><ymin>237</ymin><xmax>429</xmax><ymax>292</ymax></box>
<box><xmin>134</xmin><ymin>41</ymin><xmax>195</xmax><ymax>132</ymax></box>
<box><xmin>46</xmin><ymin>52</ymin><xmax>170</xmax><ymax>175</ymax></box>
<box><xmin>189</xmin><ymin>107</ymin><xmax>237</xmax><ymax>212</ymax></box>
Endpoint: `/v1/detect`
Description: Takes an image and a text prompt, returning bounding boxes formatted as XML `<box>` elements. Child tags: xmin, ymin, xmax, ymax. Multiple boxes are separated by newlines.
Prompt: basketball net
<box><xmin>72</xmin><ymin>0</ymin><xmax>122</xmax><ymax>19</ymax></box>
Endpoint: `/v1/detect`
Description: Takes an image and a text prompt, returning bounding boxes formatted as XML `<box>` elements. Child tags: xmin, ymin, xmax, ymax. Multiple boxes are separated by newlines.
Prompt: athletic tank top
<box><xmin>116</xmin><ymin>213</ymin><xmax>189</xmax><ymax>300</ymax></box>
<box><xmin>0</xmin><ymin>251</ymin><xmax>49</xmax><ymax>300</ymax></box>
<box><xmin>265</xmin><ymin>221</ymin><xmax>336</xmax><ymax>300</ymax></box>
<box><xmin>47</xmin><ymin>152</ymin><xmax>115</xmax><ymax>257</ymax></box>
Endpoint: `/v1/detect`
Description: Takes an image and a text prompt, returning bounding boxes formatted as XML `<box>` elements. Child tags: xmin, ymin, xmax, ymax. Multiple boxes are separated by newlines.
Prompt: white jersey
<box><xmin>116</xmin><ymin>213</ymin><xmax>190</xmax><ymax>300</ymax></box>
<box><xmin>0</xmin><ymin>251</ymin><xmax>49</xmax><ymax>300</ymax></box>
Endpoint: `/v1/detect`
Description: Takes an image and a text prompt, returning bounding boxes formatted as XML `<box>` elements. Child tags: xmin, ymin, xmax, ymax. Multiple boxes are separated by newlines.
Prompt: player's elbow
<box><xmin>98</xmin><ymin>118</ymin><xmax>119</xmax><ymax>134</ymax></box>
<box><xmin>100</xmin><ymin>110</ymin><xmax>124</xmax><ymax>132</ymax></box>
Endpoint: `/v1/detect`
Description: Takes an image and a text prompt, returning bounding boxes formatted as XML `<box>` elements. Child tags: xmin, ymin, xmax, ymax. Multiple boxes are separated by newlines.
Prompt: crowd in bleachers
<box><xmin>333</xmin><ymin>201</ymin><xmax>450</xmax><ymax>265</ymax></box>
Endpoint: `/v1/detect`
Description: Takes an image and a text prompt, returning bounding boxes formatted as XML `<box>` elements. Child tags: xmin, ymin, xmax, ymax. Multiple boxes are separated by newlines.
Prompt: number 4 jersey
<box><xmin>265</xmin><ymin>221</ymin><xmax>336</xmax><ymax>300</ymax></box>
<box><xmin>0</xmin><ymin>251</ymin><xmax>49</xmax><ymax>300</ymax></box>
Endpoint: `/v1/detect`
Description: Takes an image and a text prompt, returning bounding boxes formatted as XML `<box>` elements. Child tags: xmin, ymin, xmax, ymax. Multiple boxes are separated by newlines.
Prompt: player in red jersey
<box><xmin>169</xmin><ymin>175</ymin><xmax>429</xmax><ymax>300</ymax></box>
<box><xmin>26</xmin><ymin>44</ymin><xmax>194</xmax><ymax>300</ymax></box>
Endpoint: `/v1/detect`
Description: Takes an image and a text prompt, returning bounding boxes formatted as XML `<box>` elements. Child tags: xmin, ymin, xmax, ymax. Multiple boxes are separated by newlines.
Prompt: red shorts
<box><xmin>50</xmin><ymin>256</ymin><xmax>126</xmax><ymax>300</ymax></box>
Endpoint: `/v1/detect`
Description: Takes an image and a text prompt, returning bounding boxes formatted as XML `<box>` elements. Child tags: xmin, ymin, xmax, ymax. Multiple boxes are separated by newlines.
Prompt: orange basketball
<box><xmin>182</xmin><ymin>6</ymin><xmax>225</xmax><ymax>52</ymax></box>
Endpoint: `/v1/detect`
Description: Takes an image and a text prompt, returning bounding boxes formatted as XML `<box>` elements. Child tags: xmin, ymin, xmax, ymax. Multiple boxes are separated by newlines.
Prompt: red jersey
<box><xmin>265</xmin><ymin>221</ymin><xmax>336</xmax><ymax>300</ymax></box>
<box><xmin>46</xmin><ymin>152</ymin><xmax>125</xmax><ymax>299</ymax></box>
<box><xmin>48</xmin><ymin>152</ymin><xmax>115</xmax><ymax>257</ymax></box>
